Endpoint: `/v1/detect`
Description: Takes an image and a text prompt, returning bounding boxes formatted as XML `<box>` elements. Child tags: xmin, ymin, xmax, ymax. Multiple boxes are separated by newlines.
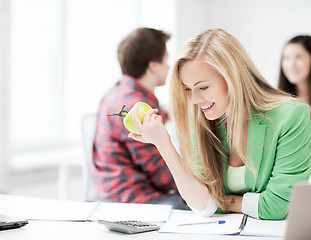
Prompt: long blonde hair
<box><xmin>170</xmin><ymin>29</ymin><xmax>294</xmax><ymax>208</ymax></box>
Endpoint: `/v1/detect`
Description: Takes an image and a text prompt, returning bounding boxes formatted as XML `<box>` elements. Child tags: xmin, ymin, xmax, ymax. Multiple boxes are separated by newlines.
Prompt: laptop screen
<box><xmin>285</xmin><ymin>182</ymin><xmax>311</xmax><ymax>240</ymax></box>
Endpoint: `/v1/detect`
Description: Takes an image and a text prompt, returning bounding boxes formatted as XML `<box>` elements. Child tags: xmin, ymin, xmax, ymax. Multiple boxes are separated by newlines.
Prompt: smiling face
<box><xmin>179</xmin><ymin>59</ymin><xmax>229</xmax><ymax>120</ymax></box>
<box><xmin>282</xmin><ymin>43</ymin><xmax>311</xmax><ymax>85</ymax></box>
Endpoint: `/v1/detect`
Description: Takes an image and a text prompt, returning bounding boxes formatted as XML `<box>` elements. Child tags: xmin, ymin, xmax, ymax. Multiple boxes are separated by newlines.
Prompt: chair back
<box><xmin>81</xmin><ymin>113</ymin><xmax>97</xmax><ymax>201</ymax></box>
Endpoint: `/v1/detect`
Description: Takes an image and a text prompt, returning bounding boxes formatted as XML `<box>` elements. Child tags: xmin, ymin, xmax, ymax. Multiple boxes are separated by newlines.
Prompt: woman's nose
<box><xmin>287</xmin><ymin>58</ymin><xmax>296</xmax><ymax>68</ymax></box>
<box><xmin>190</xmin><ymin>92</ymin><xmax>203</xmax><ymax>104</ymax></box>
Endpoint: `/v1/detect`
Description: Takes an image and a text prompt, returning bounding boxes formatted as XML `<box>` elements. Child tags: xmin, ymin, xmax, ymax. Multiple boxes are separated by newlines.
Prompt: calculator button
<box><xmin>98</xmin><ymin>220</ymin><xmax>160</xmax><ymax>234</ymax></box>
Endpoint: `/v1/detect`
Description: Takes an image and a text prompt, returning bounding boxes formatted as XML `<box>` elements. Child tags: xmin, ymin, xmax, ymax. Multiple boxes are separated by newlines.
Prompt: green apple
<box><xmin>107</xmin><ymin>102</ymin><xmax>152</xmax><ymax>135</ymax></box>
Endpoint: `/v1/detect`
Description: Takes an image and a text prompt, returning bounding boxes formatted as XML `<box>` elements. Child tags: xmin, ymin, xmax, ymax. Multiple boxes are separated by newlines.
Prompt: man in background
<box><xmin>92</xmin><ymin>27</ymin><xmax>188</xmax><ymax>209</ymax></box>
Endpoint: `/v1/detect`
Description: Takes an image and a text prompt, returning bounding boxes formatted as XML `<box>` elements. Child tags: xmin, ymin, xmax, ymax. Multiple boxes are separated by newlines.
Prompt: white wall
<box><xmin>8</xmin><ymin>0</ymin><xmax>310</xmax><ymax>153</ymax></box>
<box><xmin>64</xmin><ymin>0</ymin><xmax>177</xmax><ymax>140</ymax></box>
<box><xmin>2</xmin><ymin>0</ymin><xmax>311</xmax><ymax>187</ymax></box>
<box><xmin>175</xmin><ymin>0</ymin><xmax>311</xmax><ymax>87</ymax></box>
<box><xmin>0</xmin><ymin>0</ymin><xmax>11</xmax><ymax>192</ymax></box>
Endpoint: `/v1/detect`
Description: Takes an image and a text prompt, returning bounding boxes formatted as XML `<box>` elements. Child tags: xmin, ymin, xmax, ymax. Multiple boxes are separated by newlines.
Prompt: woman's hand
<box><xmin>222</xmin><ymin>194</ymin><xmax>243</xmax><ymax>213</ymax></box>
<box><xmin>159</xmin><ymin>105</ymin><xmax>170</xmax><ymax>123</ymax></box>
<box><xmin>128</xmin><ymin>104</ymin><xmax>170</xmax><ymax>147</ymax></box>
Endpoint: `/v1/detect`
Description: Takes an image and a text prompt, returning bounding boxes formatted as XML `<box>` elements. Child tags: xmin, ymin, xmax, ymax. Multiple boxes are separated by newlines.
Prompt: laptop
<box><xmin>0</xmin><ymin>215</ymin><xmax>28</xmax><ymax>231</ymax></box>
<box><xmin>285</xmin><ymin>182</ymin><xmax>311</xmax><ymax>240</ymax></box>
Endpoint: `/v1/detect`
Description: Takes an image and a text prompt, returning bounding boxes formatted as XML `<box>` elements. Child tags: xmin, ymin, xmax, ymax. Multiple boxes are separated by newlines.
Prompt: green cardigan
<box><xmin>220</xmin><ymin>100</ymin><xmax>311</xmax><ymax>220</ymax></box>
<box><xmin>193</xmin><ymin>100</ymin><xmax>311</xmax><ymax>220</ymax></box>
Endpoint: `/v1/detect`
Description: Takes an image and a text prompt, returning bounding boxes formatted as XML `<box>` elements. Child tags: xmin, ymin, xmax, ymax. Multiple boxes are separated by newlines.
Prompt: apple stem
<box><xmin>107</xmin><ymin>104</ymin><xmax>128</xmax><ymax>117</ymax></box>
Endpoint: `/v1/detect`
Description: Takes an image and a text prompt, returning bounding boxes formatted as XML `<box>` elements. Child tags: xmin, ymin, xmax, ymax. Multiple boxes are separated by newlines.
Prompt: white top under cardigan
<box><xmin>187</xmin><ymin>165</ymin><xmax>260</xmax><ymax>219</ymax></box>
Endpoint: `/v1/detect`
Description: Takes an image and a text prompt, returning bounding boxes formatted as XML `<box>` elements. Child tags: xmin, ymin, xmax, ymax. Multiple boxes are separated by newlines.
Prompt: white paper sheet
<box><xmin>159</xmin><ymin>210</ymin><xmax>287</xmax><ymax>237</ymax></box>
<box><xmin>242</xmin><ymin>217</ymin><xmax>287</xmax><ymax>237</ymax></box>
<box><xmin>0</xmin><ymin>194</ymin><xmax>95</xmax><ymax>221</ymax></box>
<box><xmin>89</xmin><ymin>202</ymin><xmax>172</xmax><ymax>222</ymax></box>
<box><xmin>159</xmin><ymin>211</ymin><xmax>243</xmax><ymax>235</ymax></box>
<box><xmin>0</xmin><ymin>194</ymin><xmax>172</xmax><ymax>223</ymax></box>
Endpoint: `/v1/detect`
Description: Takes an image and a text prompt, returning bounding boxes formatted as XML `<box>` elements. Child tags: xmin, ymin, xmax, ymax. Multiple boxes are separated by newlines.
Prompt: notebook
<box><xmin>284</xmin><ymin>182</ymin><xmax>311</xmax><ymax>240</ymax></box>
<box><xmin>0</xmin><ymin>215</ymin><xmax>28</xmax><ymax>231</ymax></box>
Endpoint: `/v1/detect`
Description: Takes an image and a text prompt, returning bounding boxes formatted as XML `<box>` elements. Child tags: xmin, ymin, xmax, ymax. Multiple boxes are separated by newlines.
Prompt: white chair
<box><xmin>80</xmin><ymin>113</ymin><xmax>97</xmax><ymax>201</ymax></box>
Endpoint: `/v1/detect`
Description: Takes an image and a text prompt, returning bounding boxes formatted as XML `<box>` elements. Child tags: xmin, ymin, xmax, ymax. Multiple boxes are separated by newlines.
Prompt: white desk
<box><xmin>0</xmin><ymin>220</ymin><xmax>285</xmax><ymax>240</ymax></box>
<box><xmin>0</xmin><ymin>194</ymin><xmax>284</xmax><ymax>240</ymax></box>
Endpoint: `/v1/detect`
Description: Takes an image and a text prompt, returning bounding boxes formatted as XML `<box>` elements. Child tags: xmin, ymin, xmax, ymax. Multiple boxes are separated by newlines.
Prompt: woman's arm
<box><xmin>257</xmin><ymin>102</ymin><xmax>311</xmax><ymax>220</ymax></box>
<box><xmin>129</xmin><ymin>106</ymin><xmax>213</xmax><ymax>211</ymax></box>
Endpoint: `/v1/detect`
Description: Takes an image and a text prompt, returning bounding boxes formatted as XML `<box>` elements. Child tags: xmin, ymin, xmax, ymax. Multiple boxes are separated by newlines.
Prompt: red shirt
<box><xmin>92</xmin><ymin>75</ymin><xmax>176</xmax><ymax>203</ymax></box>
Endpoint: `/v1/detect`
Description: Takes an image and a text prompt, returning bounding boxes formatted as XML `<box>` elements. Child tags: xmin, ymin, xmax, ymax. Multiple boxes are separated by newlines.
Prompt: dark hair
<box><xmin>278</xmin><ymin>35</ymin><xmax>311</xmax><ymax>104</ymax></box>
<box><xmin>117</xmin><ymin>28</ymin><xmax>170</xmax><ymax>79</ymax></box>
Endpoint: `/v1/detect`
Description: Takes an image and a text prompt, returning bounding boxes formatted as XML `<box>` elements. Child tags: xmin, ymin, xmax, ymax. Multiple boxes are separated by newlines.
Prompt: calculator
<box><xmin>98</xmin><ymin>220</ymin><xmax>160</xmax><ymax>234</ymax></box>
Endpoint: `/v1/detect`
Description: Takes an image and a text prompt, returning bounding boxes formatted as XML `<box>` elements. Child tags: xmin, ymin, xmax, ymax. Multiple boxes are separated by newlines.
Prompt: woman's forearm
<box><xmin>157</xmin><ymin>136</ymin><xmax>243</xmax><ymax>213</ymax></box>
<box><xmin>155</xmin><ymin>138</ymin><xmax>211</xmax><ymax>210</ymax></box>
<box><xmin>128</xmin><ymin>108</ymin><xmax>214</xmax><ymax>210</ymax></box>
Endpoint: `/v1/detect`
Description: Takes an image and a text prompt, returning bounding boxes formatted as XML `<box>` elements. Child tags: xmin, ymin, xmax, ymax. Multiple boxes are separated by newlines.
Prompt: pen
<box><xmin>178</xmin><ymin>220</ymin><xmax>226</xmax><ymax>226</ymax></box>
<box><xmin>238</xmin><ymin>214</ymin><xmax>248</xmax><ymax>232</ymax></box>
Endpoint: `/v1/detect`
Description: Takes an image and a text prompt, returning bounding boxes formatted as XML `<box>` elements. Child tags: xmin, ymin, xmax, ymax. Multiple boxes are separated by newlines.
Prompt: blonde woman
<box><xmin>129</xmin><ymin>29</ymin><xmax>311</xmax><ymax>220</ymax></box>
